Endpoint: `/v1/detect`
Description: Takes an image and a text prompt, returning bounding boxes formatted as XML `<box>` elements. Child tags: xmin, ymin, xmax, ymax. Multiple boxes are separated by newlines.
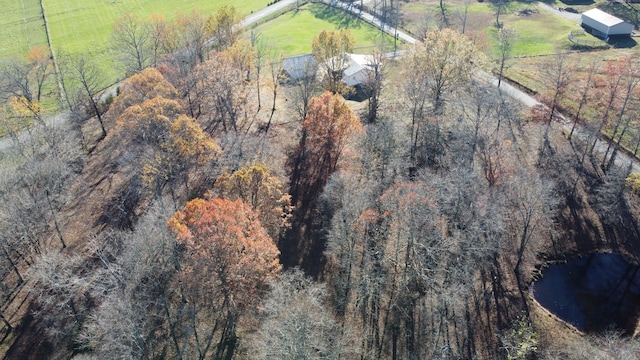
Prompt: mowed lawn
<box><xmin>44</xmin><ymin>0</ymin><xmax>267</xmax><ymax>82</ymax></box>
<box><xmin>0</xmin><ymin>0</ymin><xmax>49</xmax><ymax>59</ymax></box>
<box><xmin>486</xmin><ymin>8</ymin><xmax>582</xmax><ymax>57</ymax></box>
<box><xmin>252</xmin><ymin>3</ymin><xmax>397</xmax><ymax>56</ymax></box>
<box><xmin>401</xmin><ymin>1</ymin><xmax>581</xmax><ymax>56</ymax></box>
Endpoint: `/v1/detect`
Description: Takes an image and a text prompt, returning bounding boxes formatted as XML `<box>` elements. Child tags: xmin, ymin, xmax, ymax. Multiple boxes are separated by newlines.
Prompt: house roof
<box><xmin>282</xmin><ymin>54</ymin><xmax>317</xmax><ymax>80</ymax></box>
<box><xmin>582</xmin><ymin>8</ymin><xmax>625</xmax><ymax>28</ymax></box>
<box><xmin>342</xmin><ymin>53</ymin><xmax>376</xmax><ymax>77</ymax></box>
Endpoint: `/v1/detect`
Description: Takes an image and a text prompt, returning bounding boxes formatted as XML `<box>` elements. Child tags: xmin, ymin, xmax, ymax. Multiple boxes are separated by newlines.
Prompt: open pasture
<box><xmin>0</xmin><ymin>0</ymin><xmax>48</xmax><ymax>59</ymax></box>
<box><xmin>43</xmin><ymin>0</ymin><xmax>267</xmax><ymax>82</ymax></box>
<box><xmin>251</xmin><ymin>3</ymin><xmax>398</xmax><ymax>56</ymax></box>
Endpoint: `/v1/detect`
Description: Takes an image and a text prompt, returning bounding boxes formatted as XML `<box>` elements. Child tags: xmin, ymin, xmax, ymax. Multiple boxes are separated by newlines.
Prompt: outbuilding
<box><xmin>282</xmin><ymin>54</ymin><xmax>317</xmax><ymax>81</ymax></box>
<box><xmin>580</xmin><ymin>8</ymin><xmax>634</xmax><ymax>38</ymax></box>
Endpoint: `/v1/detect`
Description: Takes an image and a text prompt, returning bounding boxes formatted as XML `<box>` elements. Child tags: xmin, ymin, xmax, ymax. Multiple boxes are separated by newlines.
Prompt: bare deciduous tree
<box><xmin>287</xmin><ymin>55</ymin><xmax>320</xmax><ymax>120</ymax></box>
<box><xmin>68</xmin><ymin>56</ymin><xmax>108</xmax><ymax>138</ymax></box>
<box><xmin>112</xmin><ymin>14</ymin><xmax>151</xmax><ymax>74</ymax></box>
<box><xmin>243</xmin><ymin>269</ymin><xmax>355</xmax><ymax>359</ymax></box>
<box><xmin>538</xmin><ymin>52</ymin><xmax>574</xmax><ymax>165</ymax></box>
<box><xmin>495</xmin><ymin>27</ymin><xmax>517</xmax><ymax>90</ymax></box>
<box><xmin>363</xmin><ymin>50</ymin><xmax>386</xmax><ymax>124</ymax></box>
<box><xmin>506</xmin><ymin>171</ymin><xmax>557</xmax><ymax>276</ymax></box>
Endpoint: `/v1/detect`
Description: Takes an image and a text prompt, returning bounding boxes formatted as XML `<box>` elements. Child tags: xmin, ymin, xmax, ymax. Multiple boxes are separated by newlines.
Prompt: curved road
<box><xmin>326</xmin><ymin>0</ymin><xmax>638</xmax><ymax>172</ymax></box>
<box><xmin>241</xmin><ymin>0</ymin><xmax>298</xmax><ymax>27</ymax></box>
<box><xmin>0</xmin><ymin>0</ymin><xmax>299</xmax><ymax>155</ymax></box>
<box><xmin>3</xmin><ymin>0</ymin><xmax>637</xmax><ymax>173</ymax></box>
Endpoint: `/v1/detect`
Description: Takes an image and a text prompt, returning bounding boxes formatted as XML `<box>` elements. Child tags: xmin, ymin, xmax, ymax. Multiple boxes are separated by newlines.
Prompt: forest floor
<box><xmin>4</xmin><ymin>1</ymin><xmax>640</xmax><ymax>358</ymax></box>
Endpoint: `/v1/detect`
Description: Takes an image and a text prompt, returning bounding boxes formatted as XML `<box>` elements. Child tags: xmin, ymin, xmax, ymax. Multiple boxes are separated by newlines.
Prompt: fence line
<box><xmin>568</xmin><ymin>30</ymin><xmax>610</xmax><ymax>49</ymax></box>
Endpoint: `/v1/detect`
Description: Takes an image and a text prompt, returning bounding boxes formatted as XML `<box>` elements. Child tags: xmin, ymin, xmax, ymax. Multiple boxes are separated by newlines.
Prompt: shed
<box><xmin>282</xmin><ymin>54</ymin><xmax>317</xmax><ymax>81</ymax></box>
<box><xmin>580</xmin><ymin>8</ymin><xmax>634</xmax><ymax>38</ymax></box>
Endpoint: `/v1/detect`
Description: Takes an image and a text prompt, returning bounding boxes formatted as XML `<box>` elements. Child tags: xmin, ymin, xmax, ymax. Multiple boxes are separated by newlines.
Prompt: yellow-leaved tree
<box><xmin>312</xmin><ymin>29</ymin><xmax>355</xmax><ymax>94</ymax></box>
<box><xmin>405</xmin><ymin>27</ymin><xmax>478</xmax><ymax>116</ymax></box>
<box><xmin>214</xmin><ymin>164</ymin><xmax>292</xmax><ymax>240</ymax></box>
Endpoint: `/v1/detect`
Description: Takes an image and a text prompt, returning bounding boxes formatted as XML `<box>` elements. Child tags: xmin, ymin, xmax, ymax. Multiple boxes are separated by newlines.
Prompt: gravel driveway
<box><xmin>537</xmin><ymin>2</ymin><xmax>582</xmax><ymax>21</ymax></box>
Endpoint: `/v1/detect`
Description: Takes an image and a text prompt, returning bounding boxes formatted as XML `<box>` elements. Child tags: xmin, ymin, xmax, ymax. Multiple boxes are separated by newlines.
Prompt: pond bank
<box><xmin>532</xmin><ymin>252</ymin><xmax>640</xmax><ymax>335</ymax></box>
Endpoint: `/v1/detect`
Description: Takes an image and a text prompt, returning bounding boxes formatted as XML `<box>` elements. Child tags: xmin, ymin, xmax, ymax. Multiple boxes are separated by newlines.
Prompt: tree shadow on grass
<box><xmin>363</xmin><ymin>25</ymin><xmax>396</xmax><ymax>52</ymax></box>
<box><xmin>535</xmin><ymin>0</ymin><xmax>594</xmax><ymax>5</ymax></box>
<box><xmin>309</xmin><ymin>3</ymin><xmax>363</xmax><ymax>30</ymax></box>
<box><xmin>559</xmin><ymin>0</ymin><xmax>595</xmax><ymax>6</ymax></box>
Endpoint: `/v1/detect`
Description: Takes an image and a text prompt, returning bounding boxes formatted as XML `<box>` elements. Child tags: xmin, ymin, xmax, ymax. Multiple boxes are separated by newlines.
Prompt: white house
<box><xmin>580</xmin><ymin>8</ymin><xmax>634</xmax><ymax>38</ymax></box>
<box><xmin>283</xmin><ymin>52</ymin><xmax>386</xmax><ymax>89</ymax></box>
<box><xmin>342</xmin><ymin>53</ymin><xmax>376</xmax><ymax>87</ymax></box>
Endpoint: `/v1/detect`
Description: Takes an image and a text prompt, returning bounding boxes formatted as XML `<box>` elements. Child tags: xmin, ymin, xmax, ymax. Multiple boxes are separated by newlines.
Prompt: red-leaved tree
<box><xmin>167</xmin><ymin>197</ymin><xmax>281</xmax><ymax>359</ymax></box>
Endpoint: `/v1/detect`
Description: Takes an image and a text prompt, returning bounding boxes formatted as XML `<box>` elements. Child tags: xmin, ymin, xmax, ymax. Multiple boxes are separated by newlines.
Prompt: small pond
<box><xmin>532</xmin><ymin>253</ymin><xmax>640</xmax><ymax>334</ymax></box>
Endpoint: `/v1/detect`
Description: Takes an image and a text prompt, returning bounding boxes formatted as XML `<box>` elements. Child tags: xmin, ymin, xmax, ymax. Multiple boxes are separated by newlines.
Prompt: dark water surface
<box><xmin>532</xmin><ymin>253</ymin><xmax>640</xmax><ymax>333</ymax></box>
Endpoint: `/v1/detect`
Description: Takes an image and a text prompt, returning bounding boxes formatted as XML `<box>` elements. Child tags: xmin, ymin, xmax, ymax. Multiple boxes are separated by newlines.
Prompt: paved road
<box><xmin>3</xmin><ymin>0</ymin><xmax>637</xmax><ymax>173</ymax></box>
<box><xmin>322</xmin><ymin>0</ymin><xmax>416</xmax><ymax>44</ymax></box>
<box><xmin>0</xmin><ymin>0</ymin><xmax>299</xmax><ymax>155</ymax></box>
<box><xmin>325</xmin><ymin>0</ymin><xmax>639</xmax><ymax>173</ymax></box>
<box><xmin>0</xmin><ymin>111</ymin><xmax>71</xmax><ymax>154</ymax></box>
<box><xmin>241</xmin><ymin>0</ymin><xmax>298</xmax><ymax>28</ymax></box>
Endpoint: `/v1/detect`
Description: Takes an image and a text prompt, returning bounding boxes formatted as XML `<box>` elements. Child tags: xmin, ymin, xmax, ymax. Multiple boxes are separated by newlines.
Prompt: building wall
<box><xmin>608</xmin><ymin>22</ymin><xmax>634</xmax><ymax>36</ymax></box>
<box><xmin>580</xmin><ymin>15</ymin><xmax>610</xmax><ymax>36</ymax></box>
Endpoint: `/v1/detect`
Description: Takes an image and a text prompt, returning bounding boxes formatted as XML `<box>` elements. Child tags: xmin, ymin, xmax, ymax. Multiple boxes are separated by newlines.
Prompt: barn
<box><xmin>580</xmin><ymin>8</ymin><xmax>634</xmax><ymax>38</ymax></box>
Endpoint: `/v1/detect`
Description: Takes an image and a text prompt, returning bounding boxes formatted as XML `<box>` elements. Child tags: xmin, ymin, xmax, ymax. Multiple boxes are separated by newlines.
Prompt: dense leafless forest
<box><xmin>2</xmin><ymin>3</ymin><xmax>640</xmax><ymax>359</ymax></box>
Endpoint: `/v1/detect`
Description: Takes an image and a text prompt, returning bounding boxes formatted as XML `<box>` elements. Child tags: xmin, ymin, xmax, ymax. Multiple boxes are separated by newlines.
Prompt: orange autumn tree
<box><xmin>289</xmin><ymin>91</ymin><xmax>362</xmax><ymax>207</ymax></box>
<box><xmin>167</xmin><ymin>197</ymin><xmax>281</xmax><ymax>358</ymax></box>
<box><xmin>25</xmin><ymin>46</ymin><xmax>51</xmax><ymax>103</ymax></box>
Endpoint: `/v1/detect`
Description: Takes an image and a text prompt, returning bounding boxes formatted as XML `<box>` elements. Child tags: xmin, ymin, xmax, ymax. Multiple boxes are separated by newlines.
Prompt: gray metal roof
<box><xmin>582</xmin><ymin>8</ymin><xmax>625</xmax><ymax>27</ymax></box>
<box><xmin>282</xmin><ymin>54</ymin><xmax>317</xmax><ymax>80</ymax></box>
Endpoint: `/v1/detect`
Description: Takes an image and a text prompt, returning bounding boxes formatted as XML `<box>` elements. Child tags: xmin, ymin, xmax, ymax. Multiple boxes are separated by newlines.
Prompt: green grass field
<box><xmin>0</xmin><ymin>0</ymin><xmax>49</xmax><ymax>59</ymax></box>
<box><xmin>486</xmin><ymin>8</ymin><xmax>582</xmax><ymax>56</ymax></box>
<box><xmin>43</xmin><ymin>0</ymin><xmax>268</xmax><ymax>82</ymax></box>
<box><xmin>251</xmin><ymin>3</ymin><xmax>398</xmax><ymax>56</ymax></box>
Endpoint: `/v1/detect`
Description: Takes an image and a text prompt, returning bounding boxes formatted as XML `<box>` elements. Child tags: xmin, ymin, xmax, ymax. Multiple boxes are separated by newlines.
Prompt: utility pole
<box><xmin>394</xmin><ymin>28</ymin><xmax>398</xmax><ymax>52</ymax></box>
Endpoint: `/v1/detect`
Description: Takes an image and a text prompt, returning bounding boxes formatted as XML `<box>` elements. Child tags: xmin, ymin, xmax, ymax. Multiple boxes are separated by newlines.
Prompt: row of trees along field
<box><xmin>2</xmin><ymin>3</ymin><xmax>640</xmax><ymax>359</ymax></box>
